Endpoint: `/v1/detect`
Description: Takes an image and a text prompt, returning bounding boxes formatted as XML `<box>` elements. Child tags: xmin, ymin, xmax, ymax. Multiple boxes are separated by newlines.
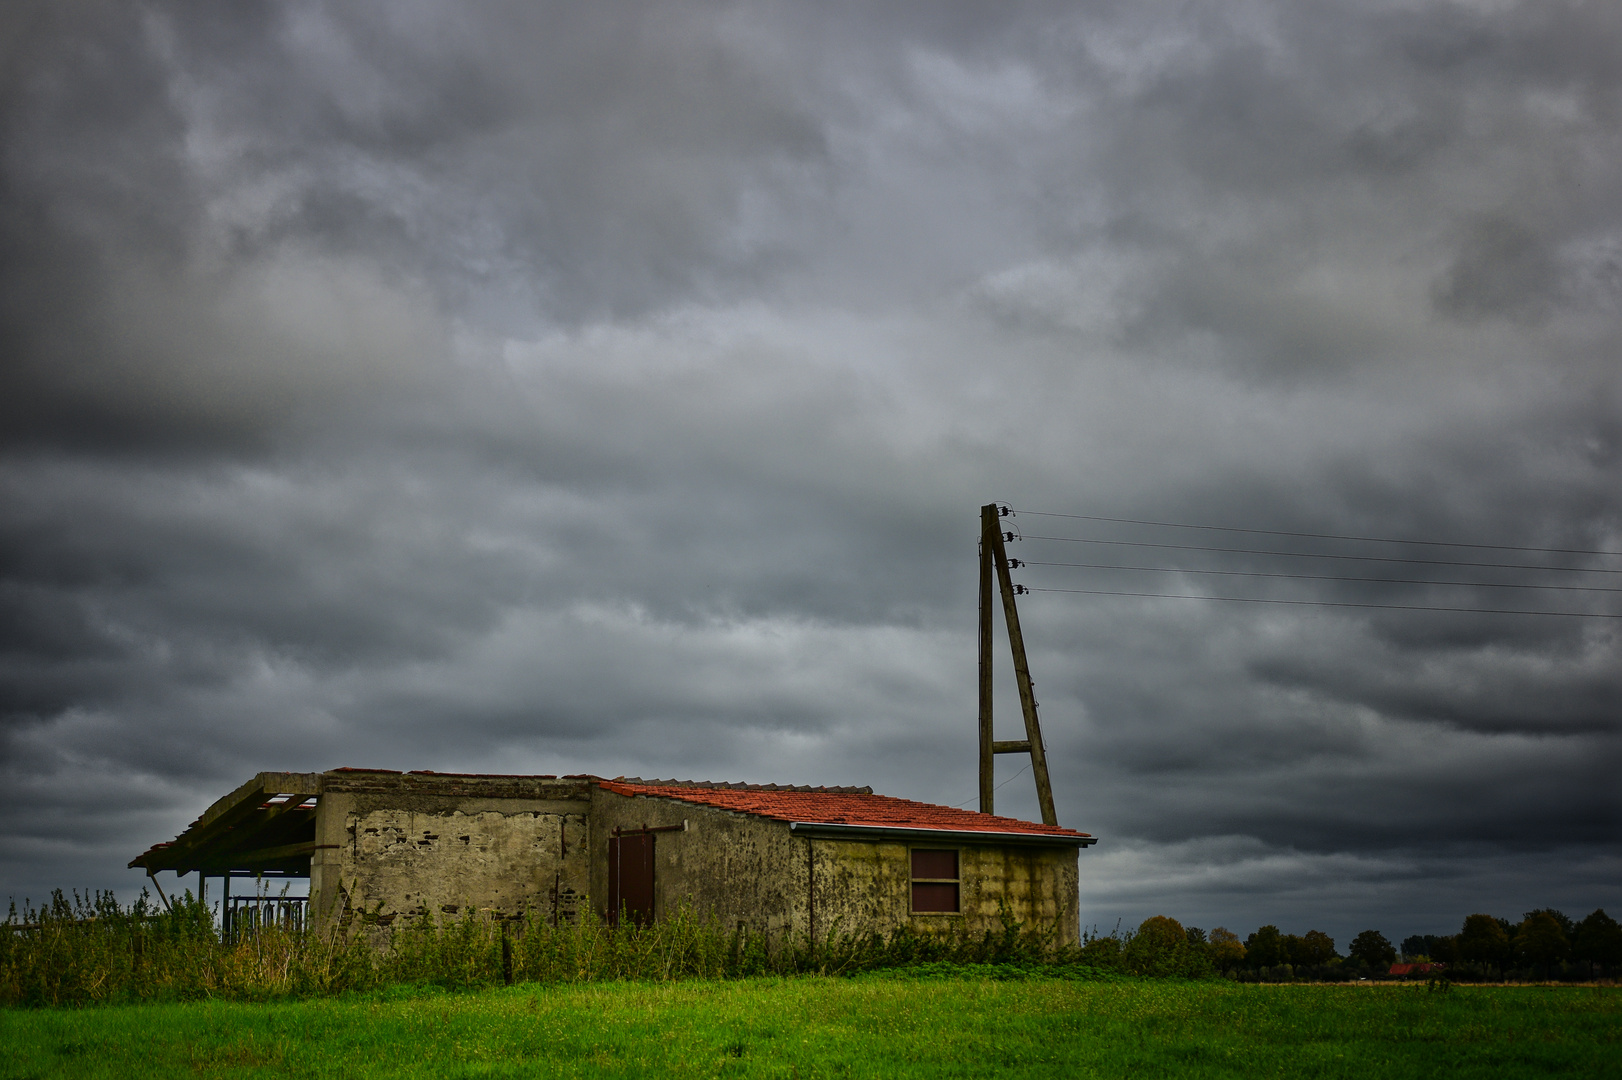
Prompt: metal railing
<box><xmin>224</xmin><ymin>894</ymin><xmax>308</xmax><ymax>940</ymax></box>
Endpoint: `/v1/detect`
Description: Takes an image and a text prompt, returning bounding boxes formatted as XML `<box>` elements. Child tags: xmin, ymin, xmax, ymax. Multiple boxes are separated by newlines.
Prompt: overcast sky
<box><xmin>3</xmin><ymin>0</ymin><xmax>1618</xmax><ymax>947</ymax></box>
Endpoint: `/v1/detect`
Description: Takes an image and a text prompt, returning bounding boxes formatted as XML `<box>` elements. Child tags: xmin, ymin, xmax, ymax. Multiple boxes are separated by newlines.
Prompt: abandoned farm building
<box><xmin>131</xmin><ymin>769</ymin><xmax>1096</xmax><ymax>942</ymax></box>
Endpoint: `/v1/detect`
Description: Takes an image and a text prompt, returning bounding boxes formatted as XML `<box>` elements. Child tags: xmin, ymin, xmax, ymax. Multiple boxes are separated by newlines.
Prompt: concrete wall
<box><xmin>809</xmin><ymin>837</ymin><xmax>1079</xmax><ymax>946</ymax></box>
<box><xmin>588</xmin><ymin>788</ymin><xmax>809</xmax><ymax>941</ymax></box>
<box><xmin>311</xmin><ymin>773</ymin><xmax>592</xmax><ymax>929</ymax></box>
<box><xmin>961</xmin><ymin>843</ymin><xmax>1080</xmax><ymax>945</ymax></box>
<box><xmin>587</xmin><ymin>788</ymin><xmax>1081</xmax><ymax>946</ymax></box>
<box><xmin>304</xmin><ymin>774</ymin><xmax>1079</xmax><ymax>945</ymax></box>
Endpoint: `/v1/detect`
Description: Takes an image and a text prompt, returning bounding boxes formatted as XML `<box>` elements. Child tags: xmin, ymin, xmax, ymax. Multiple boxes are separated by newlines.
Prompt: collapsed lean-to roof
<box><xmin>129</xmin><ymin>769</ymin><xmax>1094</xmax><ymax>877</ymax></box>
<box><xmin>129</xmin><ymin>771</ymin><xmax>326</xmax><ymax>877</ymax></box>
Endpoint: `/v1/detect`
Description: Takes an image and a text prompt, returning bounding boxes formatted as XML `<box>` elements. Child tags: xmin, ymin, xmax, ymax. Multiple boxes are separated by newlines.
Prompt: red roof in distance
<box><xmin>599</xmin><ymin>778</ymin><xmax>1090</xmax><ymax>839</ymax></box>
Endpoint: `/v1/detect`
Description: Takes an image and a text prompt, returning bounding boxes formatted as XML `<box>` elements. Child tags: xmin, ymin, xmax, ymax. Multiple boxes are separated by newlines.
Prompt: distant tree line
<box><xmin>1102</xmin><ymin>908</ymin><xmax>1622</xmax><ymax>983</ymax></box>
<box><xmin>1397</xmin><ymin>909</ymin><xmax>1622</xmax><ymax>981</ymax></box>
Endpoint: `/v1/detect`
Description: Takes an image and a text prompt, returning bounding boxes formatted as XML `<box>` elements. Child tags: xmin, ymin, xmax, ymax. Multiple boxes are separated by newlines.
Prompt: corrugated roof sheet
<box><xmin>599</xmin><ymin>778</ymin><xmax>1090</xmax><ymax>838</ymax></box>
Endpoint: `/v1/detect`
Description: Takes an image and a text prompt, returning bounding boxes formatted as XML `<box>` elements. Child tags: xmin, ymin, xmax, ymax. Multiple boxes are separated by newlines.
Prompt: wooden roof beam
<box><xmin>129</xmin><ymin>772</ymin><xmax>322</xmax><ymax>872</ymax></box>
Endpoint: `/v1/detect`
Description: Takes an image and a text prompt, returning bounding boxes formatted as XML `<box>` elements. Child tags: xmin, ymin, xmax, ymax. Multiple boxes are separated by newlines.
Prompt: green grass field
<box><xmin>2</xmin><ymin>975</ymin><xmax>1616</xmax><ymax>1079</ymax></box>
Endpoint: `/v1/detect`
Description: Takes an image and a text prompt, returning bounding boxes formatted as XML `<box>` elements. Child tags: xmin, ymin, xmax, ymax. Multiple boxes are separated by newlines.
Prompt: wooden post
<box><xmin>147</xmin><ymin>870</ymin><xmax>174</xmax><ymax>915</ymax></box>
<box><xmin>978</xmin><ymin>504</ymin><xmax>997</xmax><ymax>815</ymax></box>
<box><xmin>987</xmin><ymin>516</ymin><xmax>1059</xmax><ymax>826</ymax></box>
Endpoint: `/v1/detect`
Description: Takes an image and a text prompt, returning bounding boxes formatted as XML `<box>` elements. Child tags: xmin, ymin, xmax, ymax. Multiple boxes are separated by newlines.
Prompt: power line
<box><xmin>1018</xmin><ymin>534</ymin><xmax>1622</xmax><ymax>575</ymax></box>
<box><xmin>952</xmin><ymin>762</ymin><xmax>1031</xmax><ymax>809</ymax></box>
<box><xmin>1025</xmin><ymin>586</ymin><xmax>1622</xmax><ymax>618</ymax></box>
<box><xmin>1009</xmin><ymin>508</ymin><xmax>1622</xmax><ymax>558</ymax></box>
<box><xmin>1022</xmin><ymin>560</ymin><xmax>1622</xmax><ymax>593</ymax></box>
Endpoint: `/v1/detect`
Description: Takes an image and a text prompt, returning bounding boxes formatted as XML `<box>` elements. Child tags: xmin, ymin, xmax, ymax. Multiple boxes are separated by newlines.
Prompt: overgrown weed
<box><xmin>2</xmin><ymin>891</ymin><xmax>1115</xmax><ymax>1007</ymax></box>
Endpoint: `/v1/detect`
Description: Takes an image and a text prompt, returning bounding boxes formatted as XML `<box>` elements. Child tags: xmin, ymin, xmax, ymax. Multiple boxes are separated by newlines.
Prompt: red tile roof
<box><xmin>599</xmin><ymin>778</ymin><xmax>1091</xmax><ymax>839</ymax></box>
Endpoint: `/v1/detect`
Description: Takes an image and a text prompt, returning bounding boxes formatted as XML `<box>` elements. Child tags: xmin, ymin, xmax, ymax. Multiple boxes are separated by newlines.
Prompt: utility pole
<box><xmin>978</xmin><ymin>505</ymin><xmax>996</xmax><ymax>815</ymax></box>
<box><xmin>978</xmin><ymin>504</ymin><xmax>1058</xmax><ymax>825</ymax></box>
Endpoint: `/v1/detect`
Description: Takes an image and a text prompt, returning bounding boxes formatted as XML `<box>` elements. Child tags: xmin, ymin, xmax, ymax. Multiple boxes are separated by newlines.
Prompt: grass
<box><xmin>1</xmin><ymin>890</ymin><xmax>1094</xmax><ymax>1007</ymax></box>
<box><xmin>3</xmin><ymin>976</ymin><xmax>1617</xmax><ymax>1079</ymax></box>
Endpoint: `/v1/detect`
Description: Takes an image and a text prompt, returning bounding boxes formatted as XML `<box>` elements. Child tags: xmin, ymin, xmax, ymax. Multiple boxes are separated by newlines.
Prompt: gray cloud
<box><xmin>1</xmin><ymin>1</ymin><xmax>1617</xmax><ymax>939</ymax></box>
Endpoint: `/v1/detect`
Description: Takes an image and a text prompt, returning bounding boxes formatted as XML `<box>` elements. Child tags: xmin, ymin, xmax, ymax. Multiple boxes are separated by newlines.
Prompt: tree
<box><xmin>1246</xmin><ymin>925</ymin><xmax>1288</xmax><ymax>968</ymax></box>
<box><xmin>1348</xmin><ymin>930</ymin><xmax>1396</xmax><ymax>971</ymax></box>
<box><xmin>1524</xmin><ymin>908</ymin><xmax>1574</xmax><ymax>937</ymax></box>
<box><xmin>1572</xmin><ymin>909</ymin><xmax>1622</xmax><ymax>978</ymax></box>
<box><xmin>1122</xmin><ymin>916</ymin><xmax>1212</xmax><ymax>978</ymax></box>
<box><xmin>1401</xmin><ymin>933</ymin><xmax>1458</xmax><ymax>964</ymax></box>
<box><xmin>1208</xmin><ymin>927</ymin><xmax>1246</xmax><ymax>972</ymax></box>
<box><xmin>1134</xmin><ymin>916</ymin><xmax>1186</xmax><ymax>951</ymax></box>
<box><xmin>1294</xmin><ymin>930</ymin><xmax>1336</xmax><ymax>967</ymax></box>
<box><xmin>1185</xmin><ymin>926</ymin><xmax>1208</xmax><ymax>947</ymax></box>
<box><xmin>1458</xmin><ymin>913</ymin><xmax>1510</xmax><ymax>976</ymax></box>
<box><xmin>1514</xmin><ymin>911</ymin><xmax>1570</xmax><ymax>978</ymax></box>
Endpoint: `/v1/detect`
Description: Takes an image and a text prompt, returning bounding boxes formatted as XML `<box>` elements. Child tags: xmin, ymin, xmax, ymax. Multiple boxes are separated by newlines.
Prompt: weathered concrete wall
<box><xmin>961</xmin><ymin>843</ymin><xmax>1080</xmax><ymax>945</ymax></box>
<box><xmin>588</xmin><ymin>789</ymin><xmax>809</xmax><ymax>941</ymax></box>
<box><xmin>809</xmin><ymin>838</ymin><xmax>1079</xmax><ymax>945</ymax></box>
<box><xmin>304</xmin><ymin>775</ymin><xmax>1079</xmax><ymax>944</ymax></box>
<box><xmin>311</xmin><ymin>772</ymin><xmax>592</xmax><ymax>929</ymax></box>
<box><xmin>588</xmin><ymin>788</ymin><xmax>1081</xmax><ymax>945</ymax></box>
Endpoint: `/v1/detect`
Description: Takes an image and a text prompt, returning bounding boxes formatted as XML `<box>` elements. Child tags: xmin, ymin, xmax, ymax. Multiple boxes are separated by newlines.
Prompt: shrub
<box><xmin>1076</xmin><ymin>924</ymin><xmax>1125</xmax><ymax>970</ymax></box>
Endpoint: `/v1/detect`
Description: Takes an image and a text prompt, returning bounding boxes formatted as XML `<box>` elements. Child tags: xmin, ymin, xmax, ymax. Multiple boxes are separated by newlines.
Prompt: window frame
<box><xmin>908</xmin><ymin>846</ymin><xmax>962</xmax><ymax>916</ymax></box>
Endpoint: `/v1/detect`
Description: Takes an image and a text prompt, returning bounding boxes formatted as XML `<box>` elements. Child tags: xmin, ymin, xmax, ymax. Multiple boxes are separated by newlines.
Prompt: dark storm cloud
<box><xmin>0</xmin><ymin>0</ymin><xmax>836</xmax><ymax>455</ymax></box>
<box><xmin>1</xmin><ymin>0</ymin><xmax>1618</xmax><ymax>940</ymax></box>
<box><xmin>1432</xmin><ymin>215</ymin><xmax>1563</xmax><ymax>324</ymax></box>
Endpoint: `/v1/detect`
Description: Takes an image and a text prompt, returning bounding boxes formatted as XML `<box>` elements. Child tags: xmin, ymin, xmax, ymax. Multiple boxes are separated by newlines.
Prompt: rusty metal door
<box><xmin>608</xmin><ymin>832</ymin><xmax>655</xmax><ymax>926</ymax></box>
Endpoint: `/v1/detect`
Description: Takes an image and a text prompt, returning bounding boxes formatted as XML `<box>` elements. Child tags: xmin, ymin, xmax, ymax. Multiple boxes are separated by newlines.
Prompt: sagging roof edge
<box><xmin>128</xmin><ymin>771</ymin><xmax>324</xmax><ymax>872</ymax></box>
<box><xmin>787</xmin><ymin>822</ymin><xmax>1097</xmax><ymax>848</ymax></box>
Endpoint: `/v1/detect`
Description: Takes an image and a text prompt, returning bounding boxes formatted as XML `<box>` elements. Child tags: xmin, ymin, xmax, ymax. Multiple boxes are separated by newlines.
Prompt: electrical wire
<box><xmin>1009</xmin><ymin>508</ymin><xmax>1622</xmax><ymax>558</ymax></box>
<box><xmin>1021</xmin><ymin>560</ymin><xmax>1622</xmax><ymax>593</ymax></box>
<box><xmin>951</xmin><ymin>761</ymin><xmax>1032</xmax><ymax>809</ymax></box>
<box><xmin>1025</xmin><ymin>586</ymin><xmax>1622</xmax><ymax>618</ymax></box>
<box><xmin>1018</xmin><ymin>534</ymin><xmax>1622</xmax><ymax>575</ymax></box>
